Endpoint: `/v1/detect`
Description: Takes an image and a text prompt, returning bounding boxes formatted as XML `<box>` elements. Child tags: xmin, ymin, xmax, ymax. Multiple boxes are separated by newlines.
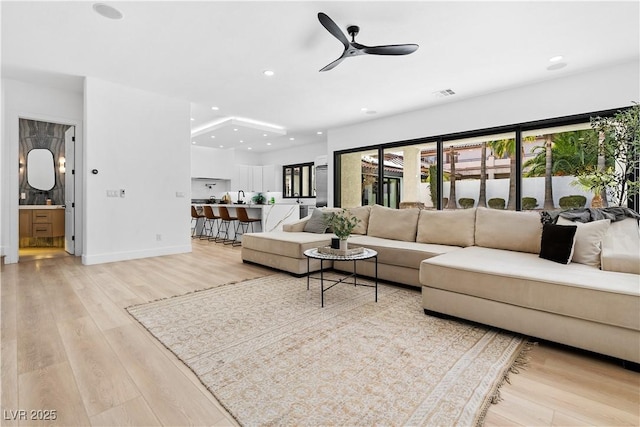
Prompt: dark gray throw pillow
<box><xmin>303</xmin><ymin>209</ymin><xmax>328</xmax><ymax>234</ymax></box>
<box><xmin>539</xmin><ymin>223</ymin><xmax>577</xmax><ymax>264</ymax></box>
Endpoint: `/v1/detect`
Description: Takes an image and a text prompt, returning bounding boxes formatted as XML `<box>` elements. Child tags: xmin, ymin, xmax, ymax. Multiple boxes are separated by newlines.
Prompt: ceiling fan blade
<box><xmin>363</xmin><ymin>44</ymin><xmax>419</xmax><ymax>55</ymax></box>
<box><xmin>319</xmin><ymin>56</ymin><xmax>346</xmax><ymax>72</ymax></box>
<box><xmin>318</xmin><ymin>12</ymin><xmax>349</xmax><ymax>49</ymax></box>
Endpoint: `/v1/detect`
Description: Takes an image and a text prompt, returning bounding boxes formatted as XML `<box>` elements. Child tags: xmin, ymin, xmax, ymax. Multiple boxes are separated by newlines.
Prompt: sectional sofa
<box><xmin>241</xmin><ymin>205</ymin><xmax>640</xmax><ymax>364</ymax></box>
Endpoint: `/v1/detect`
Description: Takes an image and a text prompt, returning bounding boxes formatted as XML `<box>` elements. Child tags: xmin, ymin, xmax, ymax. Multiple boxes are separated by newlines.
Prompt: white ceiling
<box><xmin>2</xmin><ymin>1</ymin><xmax>639</xmax><ymax>152</ymax></box>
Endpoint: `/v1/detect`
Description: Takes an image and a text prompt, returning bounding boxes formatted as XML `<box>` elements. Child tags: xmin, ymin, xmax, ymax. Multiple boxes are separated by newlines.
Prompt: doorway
<box><xmin>18</xmin><ymin>119</ymin><xmax>75</xmax><ymax>261</ymax></box>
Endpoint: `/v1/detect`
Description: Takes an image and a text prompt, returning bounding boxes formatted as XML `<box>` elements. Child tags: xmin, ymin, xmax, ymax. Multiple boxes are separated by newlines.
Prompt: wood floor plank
<box><xmin>56</xmin><ymin>316</ymin><xmax>140</xmax><ymax>417</ymax></box>
<box><xmin>18</xmin><ymin>362</ymin><xmax>91</xmax><ymax>426</ymax></box>
<box><xmin>3</xmin><ymin>239</ymin><xmax>638</xmax><ymax>427</ymax></box>
<box><xmin>104</xmin><ymin>323</ymin><xmax>234</xmax><ymax>426</ymax></box>
<box><xmin>89</xmin><ymin>396</ymin><xmax>160</xmax><ymax>426</ymax></box>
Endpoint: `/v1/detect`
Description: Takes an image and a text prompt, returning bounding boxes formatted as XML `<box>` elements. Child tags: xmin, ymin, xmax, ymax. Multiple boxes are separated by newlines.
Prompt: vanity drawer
<box><xmin>33</xmin><ymin>211</ymin><xmax>53</xmax><ymax>223</ymax></box>
<box><xmin>32</xmin><ymin>223</ymin><xmax>53</xmax><ymax>238</ymax></box>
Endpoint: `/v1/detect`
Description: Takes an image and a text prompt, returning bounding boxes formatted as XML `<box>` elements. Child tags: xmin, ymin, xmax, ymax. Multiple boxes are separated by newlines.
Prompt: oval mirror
<box><xmin>27</xmin><ymin>149</ymin><xmax>55</xmax><ymax>191</ymax></box>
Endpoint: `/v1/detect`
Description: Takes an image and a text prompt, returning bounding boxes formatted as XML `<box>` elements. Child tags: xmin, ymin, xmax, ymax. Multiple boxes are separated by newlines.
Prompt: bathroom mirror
<box><xmin>27</xmin><ymin>149</ymin><xmax>55</xmax><ymax>191</ymax></box>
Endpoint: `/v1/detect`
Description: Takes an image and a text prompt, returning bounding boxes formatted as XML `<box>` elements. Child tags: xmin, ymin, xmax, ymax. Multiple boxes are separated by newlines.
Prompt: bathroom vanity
<box><xmin>19</xmin><ymin>205</ymin><xmax>65</xmax><ymax>248</ymax></box>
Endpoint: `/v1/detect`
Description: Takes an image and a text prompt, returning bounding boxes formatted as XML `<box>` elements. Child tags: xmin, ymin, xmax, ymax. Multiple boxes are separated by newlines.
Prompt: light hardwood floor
<box><xmin>2</xmin><ymin>239</ymin><xmax>638</xmax><ymax>426</ymax></box>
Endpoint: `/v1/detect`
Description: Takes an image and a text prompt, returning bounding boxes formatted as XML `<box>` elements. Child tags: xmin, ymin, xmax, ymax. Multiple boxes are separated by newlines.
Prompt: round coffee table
<box><xmin>303</xmin><ymin>247</ymin><xmax>378</xmax><ymax>307</ymax></box>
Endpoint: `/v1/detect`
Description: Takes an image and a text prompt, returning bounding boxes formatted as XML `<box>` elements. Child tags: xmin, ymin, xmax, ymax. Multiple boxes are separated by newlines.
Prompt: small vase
<box><xmin>339</xmin><ymin>239</ymin><xmax>348</xmax><ymax>252</ymax></box>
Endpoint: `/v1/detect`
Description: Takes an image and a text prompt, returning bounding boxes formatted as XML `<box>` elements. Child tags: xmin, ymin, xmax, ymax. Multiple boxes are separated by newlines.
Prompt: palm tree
<box><xmin>543</xmin><ymin>135</ymin><xmax>554</xmax><ymax>209</ymax></box>
<box><xmin>524</xmin><ymin>130</ymin><xmax>603</xmax><ymax>208</ymax></box>
<box><xmin>447</xmin><ymin>146</ymin><xmax>457</xmax><ymax>209</ymax></box>
<box><xmin>478</xmin><ymin>142</ymin><xmax>487</xmax><ymax>207</ymax></box>
<box><xmin>488</xmin><ymin>138</ymin><xmax>517</xmax><ymax>210</ymax></box>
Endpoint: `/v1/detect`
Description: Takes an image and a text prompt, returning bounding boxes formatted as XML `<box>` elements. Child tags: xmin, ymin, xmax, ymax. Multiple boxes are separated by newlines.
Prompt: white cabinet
<box><xmin>233</xmin><ymin>164</ymin><xmax>282</xmax><ymax>193</ymax></box>
<box><xmin>251</xmin><ymin>165</ymin><xmax>263</xmax><ymax>192</ymax></box>
<box><xmin>261</xmin><ymin>165</ymin><xmax>280</xmax><ymax>192</ymax></box>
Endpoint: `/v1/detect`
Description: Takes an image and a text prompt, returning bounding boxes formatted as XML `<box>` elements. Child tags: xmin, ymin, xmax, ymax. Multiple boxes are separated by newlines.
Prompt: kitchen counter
<box><xmin>193</xmin><ymin>203</ymin><xmax>300</xmax><ymax>234</ymax></box>
<box><xmin>19</xmin><ymin>205</ymin><xmax>64</xmax><ymax>210</ymax></box>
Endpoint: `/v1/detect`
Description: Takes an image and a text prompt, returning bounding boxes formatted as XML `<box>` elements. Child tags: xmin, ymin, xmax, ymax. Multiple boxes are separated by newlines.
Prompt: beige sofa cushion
<box><xmin>242</xmin><ymin>231</ymin><xmax>333</xmax><ymax>259</ymax></box>
<box><xmin>475</xmin><ymin>207</ymin><xmax>542</xmax><ymax>254</ymax></box>
<box><xmin>367</xmin><ymin>205</ymin><xmax>420</xmax><ymax>242</ymax></box>
<box><xmin>420</xmin><ymin>246</ymin><xmax>640</xmax><ymax>331</ymax></box>
<box><xmin>601</xmin><ymin>218</ymin><xmax>640</xmax><ymax>274</ymax></box>
<box><xmin>345</xmin><ymin>206</ymin><xmax>371</xmax><ymax>235</ymax></box>
<box><xmin>417</xmin><ymin>208</ymin><xmax>476</xmax><ymax>247</ymax></box>
<box><xmin>556</xmin><ymin>217</ymin><xmax>610</xmax><ymax>268</ymax></box>
<box><xmin>348</xmin><ymin>235</ymin><xmax>460</xmax><ymax>270</ymax></box>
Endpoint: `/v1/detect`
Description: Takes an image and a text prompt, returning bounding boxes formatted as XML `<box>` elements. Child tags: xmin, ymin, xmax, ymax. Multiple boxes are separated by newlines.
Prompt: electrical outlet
<box><xmin>106</xmin><ymin>190</ymin><xmax>118</xmax><ymax>197</ymax></box>
<box><xmin>156</xmin><ymin>234</ymin><xmax>162</xmax><ymax>241</ymax></box>
<box><xmin>120</xmin><ymin>189</ymin><xmax>125</xmax><ymax>198</ymax></box>
<box><xmin>176</xmin><ymin>191</ymin><xmax>185</xmax><ymax>198</ymax></box>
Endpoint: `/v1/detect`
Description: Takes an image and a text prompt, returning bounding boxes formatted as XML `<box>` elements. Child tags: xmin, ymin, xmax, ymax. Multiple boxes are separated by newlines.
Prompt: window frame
<box><xmin>332</xmin><ymin>107</ymin><xmax>636</xmax><ymax>211</ymax></box>
<box><xmin>282</xmin><ymin>162</ymin><xmax>315</xmax><ymax>199</ymax></box>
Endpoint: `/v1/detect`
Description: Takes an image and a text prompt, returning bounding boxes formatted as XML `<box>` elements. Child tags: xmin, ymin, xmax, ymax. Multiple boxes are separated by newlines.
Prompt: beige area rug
<box><xmin>127</xmin><ymin>273</ymin><xmax>527</xmax><ymax>426</ymax></box>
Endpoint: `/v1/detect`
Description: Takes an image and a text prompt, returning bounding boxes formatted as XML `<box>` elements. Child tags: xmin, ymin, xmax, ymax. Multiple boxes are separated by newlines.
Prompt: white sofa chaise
<box><xmin>241</xmin><ymin>205</ymin><xmax>640</xmax><ymax>364</ymax></box>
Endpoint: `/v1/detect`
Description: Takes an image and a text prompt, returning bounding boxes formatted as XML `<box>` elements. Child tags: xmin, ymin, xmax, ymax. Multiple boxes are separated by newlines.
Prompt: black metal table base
<box><xmin>306</xmin><ymin>256</ymin><xmax>378</xmax><ymax>307</ymax></box>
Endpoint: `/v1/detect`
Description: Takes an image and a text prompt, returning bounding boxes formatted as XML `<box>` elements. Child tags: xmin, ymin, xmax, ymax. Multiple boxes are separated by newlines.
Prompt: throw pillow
<box><xmin>539</xmin><ymin>223</ymin><xmax>577</xmax><ymax>264</ymax></box>
<box><xmin>345</xmin><ymin>206</ymin><xmax>371</xmax><ymax>235</ymax></box>
<box><xmin>556</xmin><ymin>217</ymin><xmax>611</xmax><ymax>268</ymax></box>
<box><xmin>303</xmin><ymin>208</ymin><xmax>329</xmax><ymax>234</ymax></box>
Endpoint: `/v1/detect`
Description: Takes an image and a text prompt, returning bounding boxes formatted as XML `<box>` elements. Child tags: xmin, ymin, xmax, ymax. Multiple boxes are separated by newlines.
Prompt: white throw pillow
<box><xmin>556</xmin><ymin>217</ymin><xmax>611</xmax><ymax>268</ymax></box>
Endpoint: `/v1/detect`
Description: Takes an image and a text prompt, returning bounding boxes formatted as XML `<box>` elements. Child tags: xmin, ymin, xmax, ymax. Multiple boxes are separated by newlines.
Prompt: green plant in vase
<box><xmin>323</xmin><ymin>209</ymin><xmax>361</xmax><ymax>250</ymax></box>
<box><xmin>251</xmin><ymin>192</ymin><xmax>266</xmax><ymax>205</ymax></box>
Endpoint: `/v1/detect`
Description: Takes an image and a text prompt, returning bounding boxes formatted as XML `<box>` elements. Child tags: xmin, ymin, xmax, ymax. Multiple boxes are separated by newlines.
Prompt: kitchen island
<box><xmin>193</xmin><ymin>203</ymin><xmax>301</xmax><ymax>241</ymax></box>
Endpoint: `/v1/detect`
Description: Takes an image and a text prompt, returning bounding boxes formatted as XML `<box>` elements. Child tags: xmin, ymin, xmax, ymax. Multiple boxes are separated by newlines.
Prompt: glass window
<box><xmin>283</xmin><ymin>162</ymin><xmax>315</xmax><ymax>198</ymax></box>
<box><xmin>443</xmin><ymin>132</ymin><xmax>516</xmax><ymax>210</ymax></box>
<box><xmin>522</xmin><ymin>123</ymin><xmax>600</xmax><ymax>209</ymax></box>
<box><xmin>382</xmin><ymin>144</ymin><xmax>437</xmax><ymax>209</ymax></box>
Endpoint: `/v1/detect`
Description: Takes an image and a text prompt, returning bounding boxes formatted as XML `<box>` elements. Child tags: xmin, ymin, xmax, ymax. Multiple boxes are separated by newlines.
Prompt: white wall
<box><xmin>327</xmin><ymin>60</ymin><xmax>640</xmax><ymax>206</ymax></box>
<box><xmin>260</xmin><ymin>140</ymin><xmax>327</xmax><ymax>166</ymax></box>
<box><xmin>1</xmin><ymin>78</ymin><xmax>84</xmax><ymax>263</ymax></box>
<box><xmin>83</xmin><ymin>77</ymin><xmax>191</xmax><ymax>265</ymax></box>
<box><xmin>191</xmin><ymin>145</ymin><xmax>235</xmax><ymax>179</ymax></box>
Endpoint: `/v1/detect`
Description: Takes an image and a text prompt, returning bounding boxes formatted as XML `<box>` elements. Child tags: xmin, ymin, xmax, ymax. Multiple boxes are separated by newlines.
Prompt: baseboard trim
<box><xmin>82</xmin><ymin>244</ymin><xmax>192</xmax><ymax>265</ymax></box>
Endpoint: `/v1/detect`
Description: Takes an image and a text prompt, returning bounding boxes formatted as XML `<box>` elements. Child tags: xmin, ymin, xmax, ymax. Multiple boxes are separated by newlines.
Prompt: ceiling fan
<box><xmin>317</xmin><ymin>12</ymin><xmax>419</xmax><ymax>72</ymax></box>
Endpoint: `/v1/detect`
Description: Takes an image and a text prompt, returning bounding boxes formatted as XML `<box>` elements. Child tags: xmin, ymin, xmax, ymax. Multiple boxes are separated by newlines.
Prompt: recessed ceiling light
<box><xmin>267</xmin><ymin>142</ymin><xmax>272</xmax><ymax>146</ymax></box>
<box><xmin>190</xmin><ymin>118</ymin><xmax>195</xmax><ymax>121</ymax></box>
<box><xmin>191</xmin><ymin>141</ymin><xmax>196</xmax><ymax>144</ymax></box>
<box><xmin>219</xmin><ymin>145</ymin><xmax>224</xmax><ymax>148</ymax></box>
<box><xmin>248</xmin><ymin>147</ymin><xmax>253</xmax><ymax>150</ymax></box>
<box><xmin>210</xmin><ymin>135</ymin><xmax>215</xmax><ymax>138</ymax></box>
<box><xmin>289</xmin><ymin>137</ymin><xmax>295</xmax><ymax>141</ymax></box>
<box><xmin>263</xmin><ymin>70</ymin><xmax>275</xmax><ymax>77</ymax></box>
<box><xmin>360</xmin><ymin>107</ymin><xmax>368</xmax><ymax>112</ymax></box>
<box><xmin>263</xmin><ymin>134</ymin><xmax>268</xmax><ymax>137</ymax></box>
<box><xmin>233</xmin><ymin>128</ymin><xmax>238</xmax><ymax>132</ymax></box>
<box><xmin>93</xmin><ymin>3</ymin><xmax>123</xmax><ymax>20</ymax></box>
<box><xmin>211</xmin><ymin>106</ymin><xmax>219</xmax><ymax>110</ymax></box>
<box><xmin>317</xmin><ymin>131</ymin><xmax>323</xmax><ymax>135</ymax></box>
<box><xmin>240</xmin><ymin>140</ymin><xmax>244</xmax><ymax>143</ymax></box>
<box><xmin>549</xmin><ymin>55</ymin><xmax>564</xmax><ymax>62</ymax></box>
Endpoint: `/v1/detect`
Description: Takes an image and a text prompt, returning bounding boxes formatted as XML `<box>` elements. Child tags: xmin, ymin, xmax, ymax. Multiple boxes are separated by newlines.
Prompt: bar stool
<box><xmin>190</xmin><ymin>206</ymin><xmax>205</xmax><ymax>238</ymax></box>
<box><xmin>216</xmin><ymin>206</ymin><xmax>238</xmax><ymax>245</ymax></box>
<box><xmin>201</xmin><ymin>205</ymin><xmax>220</xmax><ymax>241</ymax></box>
<box><xmin>234</xmin><ymin>207</ymin><xmax>262</xmax><ymax>246</ymax></box>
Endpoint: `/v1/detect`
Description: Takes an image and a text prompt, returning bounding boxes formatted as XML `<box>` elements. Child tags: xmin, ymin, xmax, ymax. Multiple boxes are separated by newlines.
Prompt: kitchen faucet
<box><xmin>294</xmin><ymin>192</ymin><xmax>300</xmax><ymax>204</ymax></box>
<box><xmin>238</xmin><ymin>190</ymin><xmax>245</xmax><ymax>203</ymax></box>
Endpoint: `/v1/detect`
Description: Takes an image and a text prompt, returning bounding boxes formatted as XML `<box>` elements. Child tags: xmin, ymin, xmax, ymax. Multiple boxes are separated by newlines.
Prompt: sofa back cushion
<box><xmin>367</xmin><ymin>205</ymin><xmax>420</xmax><ymax>242</ymax></box>
<box><xmin>600</xmin><ymin>217</ymin><xmax>640</xmax><ymax>274</ymax></box>
<box><xmin>345</xmin><ymin>206</ymin><xmax>371</xmax><ymax>235</ymax></box>
<box><xmin>416</xmin><ymin>208</ymin><xmax>476</xmax><ymax>247</ymax></box>
<box><xmin>475</xmin><ymin>207</ymin><xmax>542</xmax><ymax>254</ymax></box>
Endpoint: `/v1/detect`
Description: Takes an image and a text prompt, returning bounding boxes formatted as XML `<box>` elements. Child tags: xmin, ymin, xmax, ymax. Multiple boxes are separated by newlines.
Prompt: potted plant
<box><xmin>323</xmin><ymin>209</ymin><xmax>361</xmax><ymax>251</ymax></box>
<box><xmin>575</xmin><ymin>102</ymin><xmax>639</xmax><ymax>207</ymax></box>
<box><xmin>571</xmin><ymin>172</ymin><xmax>613</xmax><ymax>208</ymax></box>
<box><xmin>251</xmin><ymin>192</ymin><xmax>266</xmax><ymax>205</ymax></box>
